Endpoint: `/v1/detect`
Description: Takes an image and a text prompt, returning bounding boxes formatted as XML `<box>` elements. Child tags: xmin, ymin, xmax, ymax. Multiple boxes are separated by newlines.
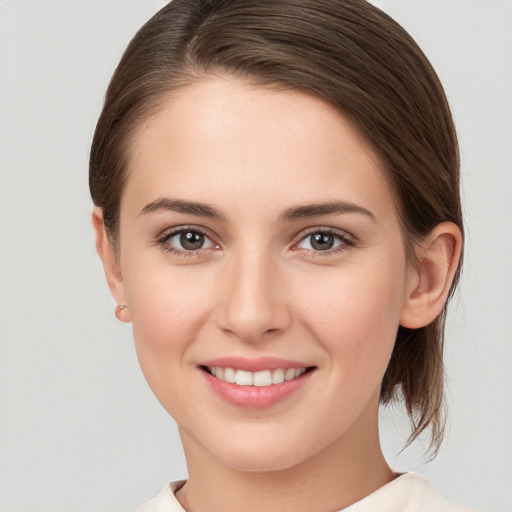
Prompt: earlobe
<box><xmin>400</xmin><ymin>222</ymin><xmax>462</xmax><ymax>329</ymax></box>
<box><xmin>92</xmin><ymin>208</ymin><xmax>131</xmax><ymax>323</ymax></box>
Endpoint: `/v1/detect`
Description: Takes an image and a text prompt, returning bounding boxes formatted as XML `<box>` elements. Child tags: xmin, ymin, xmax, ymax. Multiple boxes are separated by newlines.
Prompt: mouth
<box><xmin>199</xmin><ymin>357</ymin><xmax>317</xmax><ymax>408</ymax></box>
<box><xmin>200</xmin><ymin>365</ymin><xmax>315</xmax><ymax>387</ymax></box>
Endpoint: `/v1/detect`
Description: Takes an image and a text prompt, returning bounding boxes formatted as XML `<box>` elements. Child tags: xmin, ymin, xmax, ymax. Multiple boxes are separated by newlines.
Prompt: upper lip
<box><xmin>200</xmin><ymin>357</ymin><xmax>313</xmax><ymax>372</ymax></box>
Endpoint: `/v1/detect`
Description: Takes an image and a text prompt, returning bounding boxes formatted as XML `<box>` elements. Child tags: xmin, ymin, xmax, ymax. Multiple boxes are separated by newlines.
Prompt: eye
<box><xmin>161</xmin><ymin>228</ymin><xmax>216</xmax><ymax>252</ymax></box>
<box><xmin>295</xmin><ymin>230</ymin><xmax>352</xmax><ymax>252</ymax></box>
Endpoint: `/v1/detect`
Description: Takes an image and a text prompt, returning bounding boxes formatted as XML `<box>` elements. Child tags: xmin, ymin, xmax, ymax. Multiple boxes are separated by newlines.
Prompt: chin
<box><xmin>204</xmin><ymin>432</ymin><xmax>321</xmax><ymax>474</ymax></box>
<box><xmin>218</xmin><ymin>449</ymin><xmax>305</xmax><ymax>473</ymax></box>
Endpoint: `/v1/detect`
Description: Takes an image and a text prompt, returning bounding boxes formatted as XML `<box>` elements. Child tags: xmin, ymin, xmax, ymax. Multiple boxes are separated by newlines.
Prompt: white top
<box><xmin>133</xmin><ymin>473</ymin><xmax>476</xmax><ymax>511</ymax></box>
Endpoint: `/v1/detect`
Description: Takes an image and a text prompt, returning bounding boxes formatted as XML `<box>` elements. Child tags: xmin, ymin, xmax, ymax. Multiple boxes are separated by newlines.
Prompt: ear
<box><xmin>92</xmin><ymin>207</ymin><xmax>131</xmax><ymax>323</ymax></box>
<box><xmin>400</xmin><ymin>222</ymin><xmax>462</xmax><ymax>329</ymax></box>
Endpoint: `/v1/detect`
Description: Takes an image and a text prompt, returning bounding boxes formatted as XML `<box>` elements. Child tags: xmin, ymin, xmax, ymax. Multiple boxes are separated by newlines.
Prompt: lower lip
<box><xmin>201</xmin><ymin>369</ymin><xmax>313</xmax><ymax>408</ymax></box>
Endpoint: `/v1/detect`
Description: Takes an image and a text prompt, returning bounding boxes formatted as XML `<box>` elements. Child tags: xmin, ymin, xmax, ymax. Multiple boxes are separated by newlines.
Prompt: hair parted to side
<box><xmin>89</xmin><ymin>0</ymin><xmax>463</xmax><ymax>456</ymax></box>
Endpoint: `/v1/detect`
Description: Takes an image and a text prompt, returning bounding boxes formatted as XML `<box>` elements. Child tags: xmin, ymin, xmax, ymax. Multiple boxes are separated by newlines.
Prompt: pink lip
<box><xmin>200</xmin><ymin>356</ymin><xmax>309</xmax><ymax>372</ymax></box>
<box><xmin>198</xmin><ymin>359</ymin><xmax>315</xmax><ymax>409</ymax></box>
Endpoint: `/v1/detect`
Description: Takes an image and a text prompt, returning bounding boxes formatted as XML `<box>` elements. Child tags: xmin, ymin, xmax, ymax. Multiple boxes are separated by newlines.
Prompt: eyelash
<box><xmin>293</xmin><ymin>228</ymin><xmax>356</xmax><ymax>257</ymax></box>
<box><xmin>156</xmin><ymin>226</ymin><xmax>218</xmax><ymax>258</ymax></box>
<box><xmin>156</xmin><ymin>226</ymin><xmax>356</xmax><ymax>258</ymax></box>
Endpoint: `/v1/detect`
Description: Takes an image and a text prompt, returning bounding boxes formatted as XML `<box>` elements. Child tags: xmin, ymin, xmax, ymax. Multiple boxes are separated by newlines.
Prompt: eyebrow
<box><xmin>139</xmin><ymin>197</ymin><xmax>375</xmax><ymax>223</ymax></box>
<box><xmin>139</xmin><ymin>198</ymin><xmax>227</xmax><ymax>221</ymax></box>
<box><xmin>281</xmin><ymin>201</ymin><xmax>376</xmax><ymax>222</ymax></box>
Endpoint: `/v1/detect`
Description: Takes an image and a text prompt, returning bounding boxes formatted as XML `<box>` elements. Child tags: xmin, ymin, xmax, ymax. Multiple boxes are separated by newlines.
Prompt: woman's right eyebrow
<box><xmin>139</xmin><ymin>198</ymin><xmax>227</xmax><ymax>221</ymax></box>
<box><xmin>139</xmin><ymin>198</ymin><xmax>376</xmax><ymax>223</ymax></box>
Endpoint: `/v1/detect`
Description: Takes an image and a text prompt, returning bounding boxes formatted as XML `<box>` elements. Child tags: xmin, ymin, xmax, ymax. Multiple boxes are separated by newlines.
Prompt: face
<box><xmin>113</xmin><ymin>78</ymin><xmax>417</xmax><ymax>472</ymax></box>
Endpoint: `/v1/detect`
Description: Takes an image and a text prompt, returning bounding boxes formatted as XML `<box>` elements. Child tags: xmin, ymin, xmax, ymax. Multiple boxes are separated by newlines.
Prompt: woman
<box><xmin>90</xmin><ymin>1</ymin><xmax>471</xmax><ymax>510</ymax></box>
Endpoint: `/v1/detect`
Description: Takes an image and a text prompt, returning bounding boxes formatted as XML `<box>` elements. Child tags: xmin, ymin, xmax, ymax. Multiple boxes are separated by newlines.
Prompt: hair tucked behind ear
<box><xmin>89</xmin><ymin>0</ymin><xmax>463</xmax><ymax>456</ymax></box>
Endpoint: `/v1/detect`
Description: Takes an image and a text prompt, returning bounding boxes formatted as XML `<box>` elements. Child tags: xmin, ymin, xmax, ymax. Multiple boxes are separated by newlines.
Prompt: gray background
<box><xmin>0</xmin><ymin>1</ymin><xmax>511</xmax><ymax>511</ymax></box>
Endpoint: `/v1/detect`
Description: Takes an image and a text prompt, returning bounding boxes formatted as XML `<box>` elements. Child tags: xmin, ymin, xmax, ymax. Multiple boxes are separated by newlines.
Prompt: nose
<box><xmin>215</xmin><ymin>250</ymin><xmax>292</xmax><ymax>343</ymax></box>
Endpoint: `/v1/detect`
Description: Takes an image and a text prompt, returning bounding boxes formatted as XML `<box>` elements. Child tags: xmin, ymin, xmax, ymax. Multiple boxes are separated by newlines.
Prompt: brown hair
<box><xmin>90</xmin><ymin>0</ymin><xmax>463</xmax><ymax>455</ymax></box>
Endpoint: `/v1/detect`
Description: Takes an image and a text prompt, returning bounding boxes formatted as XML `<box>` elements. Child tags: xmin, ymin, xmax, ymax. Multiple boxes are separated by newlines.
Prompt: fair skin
<box><xmin>93</xmin><ymin>77</ymin><xmax>461</xmax><ymax>512</ymax></box>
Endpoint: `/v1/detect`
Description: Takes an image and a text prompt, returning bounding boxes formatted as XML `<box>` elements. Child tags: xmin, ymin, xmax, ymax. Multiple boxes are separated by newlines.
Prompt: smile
<box><xmin>199</xmin><ymin>358</ymin><xmax>316</xmax><ymax>408</ymax></box>
<box><xmin>204</xmin><ymin>366</ymin><xmax>308</xmax><ymax>387</ymax></box>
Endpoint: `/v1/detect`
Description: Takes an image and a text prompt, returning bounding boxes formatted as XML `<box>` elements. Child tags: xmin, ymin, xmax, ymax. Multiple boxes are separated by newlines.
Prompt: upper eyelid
<box><xmin>158</xmin><ymin>224</ymin><xmax>216</xmax><ymax>241</ymax></box>
<box><xmin>291</xmin><ymin>228</ymin><xmax>357</xmax><ymax>255</ymax></box>
<box><xmin>293</xmin><ymin>226</ymin><xmax>354</xmax><ymax>242</ymax></box>
<box><xmin>156</xmin><ymin>225</ymin><xmax>355</xmax><ymax>249</ymax></box>
<box><xmin>156</xmin><ymin>226</ymin><xmax>219</xmax><ymax>257</ymax></box>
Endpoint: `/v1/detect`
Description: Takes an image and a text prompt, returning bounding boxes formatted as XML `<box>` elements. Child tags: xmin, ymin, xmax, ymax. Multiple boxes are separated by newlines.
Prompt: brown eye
<box><xmin>310</xmin><ymin>233</ymin><xmax>335</xmax><ymax>251</ymax></box>
<box><xmin>296</xmin><ymin>230</ymin><xmax>351</xmax><ymax>253</ymax></box>
<box><xmin>180</xmin><ymin>231</ymin><xmax>205</xmax><ymax>250</ymax></box>
<box><xmin>164</xmin><ymin>229</ymin><xmax>215</xmax><ymax>252</ymax></box>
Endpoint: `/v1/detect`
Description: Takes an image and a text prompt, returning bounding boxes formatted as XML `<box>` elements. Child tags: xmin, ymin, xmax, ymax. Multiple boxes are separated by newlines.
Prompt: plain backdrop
<box><xmin>0</xmin><ymin>1</ymin><xmax>511</xmax><ymax>511</ymax></box>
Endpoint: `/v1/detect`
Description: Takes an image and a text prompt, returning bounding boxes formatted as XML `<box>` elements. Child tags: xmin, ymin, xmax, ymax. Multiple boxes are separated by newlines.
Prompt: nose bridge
<box><xmin>216</xmin><ymin>245</ymin><xmax>290</xmax><ymax>342</ymax></box>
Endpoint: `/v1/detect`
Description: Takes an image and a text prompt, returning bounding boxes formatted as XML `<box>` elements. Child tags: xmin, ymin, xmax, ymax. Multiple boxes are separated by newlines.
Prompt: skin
<box><xmin>94</xmin><ymin>77</ymin><xmax>462</xmax><ymax>512</ymax></box>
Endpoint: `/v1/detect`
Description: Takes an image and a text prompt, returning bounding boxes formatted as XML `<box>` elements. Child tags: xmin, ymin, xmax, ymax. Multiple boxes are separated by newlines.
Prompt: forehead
<box><xmin>124</xmin><ymin>77</ymin><xmax>396</xmax><ymax>223</ymax></box>
<box><xmin>130</xmin><ymin>77</ymin><xmax>377</xmax><ymax>165</ymax></box>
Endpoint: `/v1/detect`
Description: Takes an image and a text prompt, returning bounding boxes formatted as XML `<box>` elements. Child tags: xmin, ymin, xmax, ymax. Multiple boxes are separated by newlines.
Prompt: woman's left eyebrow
<box><xmin>280</xmin><ymin>201</ymin><xmax>376</xmax><ymax>222</ymax></box>
<box><xmin>138</xmin><ymin>198</ymin><xmax>375</xmax><ymax>222</ymax></box>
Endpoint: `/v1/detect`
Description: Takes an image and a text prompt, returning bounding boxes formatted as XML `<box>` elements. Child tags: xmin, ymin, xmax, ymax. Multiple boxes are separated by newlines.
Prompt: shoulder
<box><xmin>399</xmin><ymin>473</ymin><xmax>476</xmax><ymax>511</ymax></box>
<box><xmin>132</xmin><ymin>481</ymin><xmax>186</xmax><ymax>512</ymax></box>
<box><xmin>344</xmin><ymin>473</ymin><xmax>476</xmax><ymax>512</ymax></box>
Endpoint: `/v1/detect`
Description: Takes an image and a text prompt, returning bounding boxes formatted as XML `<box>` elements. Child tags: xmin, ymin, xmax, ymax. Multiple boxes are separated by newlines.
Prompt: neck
<box><xmin>176</xmin><ymin>401</ymin><xmax>394</xmax><ymax>512</ymax></box>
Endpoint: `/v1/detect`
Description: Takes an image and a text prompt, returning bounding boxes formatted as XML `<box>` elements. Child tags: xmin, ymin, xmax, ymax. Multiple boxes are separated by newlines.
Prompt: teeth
<box><xmin>253</xmin><ymin>370</ymin><xmax>272</xmax><ymax>387</ymax></box>
<box><xmin>271</xmin><ymin>368</ymin><xmax>284</xmax><ymax>385</ymax></box>
<box><xmin>284</xmin><ymin>368</ymin><xmax>296</xmax><ymax>381</ymax></box>
<box><xmin>207</xmin><ymin>366</ymin><xmax>308</xmax><ymax>386</ymax></box>
<box><xmin>224</xmin><ymin>367</ymin><xmax>236</xmax><ymax>383</ymax></box>
<box><xmin>235</xmin><ymin>370</ymin><xmax>253</xmax><ymax>386</ymax></box>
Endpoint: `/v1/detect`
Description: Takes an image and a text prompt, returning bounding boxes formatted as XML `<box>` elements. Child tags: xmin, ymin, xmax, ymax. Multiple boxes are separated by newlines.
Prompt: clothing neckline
<box><xmin>137</xmin><ymin>472</ymin><xmax>472</xmax><ymax>512</ymax></box>
<box><xmin>165</xmin><ymin>473</ymin><xmax>413</xmax><ymax>511</ymax></box>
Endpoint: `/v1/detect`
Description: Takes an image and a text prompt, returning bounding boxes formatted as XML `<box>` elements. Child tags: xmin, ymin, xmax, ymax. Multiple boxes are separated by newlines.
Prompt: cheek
<box><xmin>294</xmin><ymin>254</ymin><xmax>408</xmax><ymax>371</ymax></box>
<box><xmin>123</xmin><ymin>260</ymin><xmax>216</xmax><ymax>386</ymax></box>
